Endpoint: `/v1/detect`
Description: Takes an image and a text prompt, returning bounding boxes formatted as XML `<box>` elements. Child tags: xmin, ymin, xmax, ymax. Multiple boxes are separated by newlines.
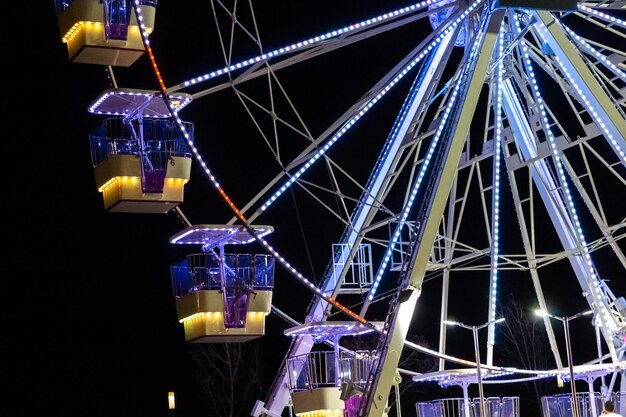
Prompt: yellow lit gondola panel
<box><xmin>290</xmin><ymin>388</ymin><xmax>345</xmax><ymax>417</ymax></box>
<box><xmin>89</xmin><ymin>117</ymin><xmax>193</xmax><ymax>213</ymax></box>
<box><xmin>170</xmin><ymin>253</ymin><xmax>275</xmax><ymax>343</ymax></box>
<box><xmin>54</xmin><ymin>0</ymin><xmax>157</xmax><ymax>66</ymax></box>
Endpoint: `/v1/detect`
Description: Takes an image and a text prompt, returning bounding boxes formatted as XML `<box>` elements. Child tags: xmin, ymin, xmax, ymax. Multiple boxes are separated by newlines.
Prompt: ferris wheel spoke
<box><xmin>530</xmin><ymin>12</ymin><xmax>626</xmax><ymax>168</ymax></box>
<box><xmin>169</xmin><ymin>0</ymin><xmax>454</xmax><ymax>96</ymax></box>
<box><xmin>261</xmin><ymin>21</ymin><xmax>474</xmax><ymax>417</ymax></box>
<box><xmin>563</xmin><ymin>25</ymin><xmax>626</xmax><ymax>84</ymax></box>
<box><xmin>247</xmin><ymin>9</ymin><xmax>472</xmax><ymax>221</ymax></box>
<box><xmin>362</xmin><ymin>8</ymin><xmax>506</xmax><ymax>415</ymax></box>
<box><xmin>515</xmin><ymin>15</ymin><xmax>626</xmax><ymax>363</ymax></box>
<box><xmin>362</xmin><ymin>13</ymin><xmax>488</xmax><ymax>314</ymax></box>
<box><xmin>229</xmin><ymin>10</ymin><xmax>474</xmax><ymax>226</ymax></box>
<box><xmin>577</xmin><ymin>4</ymin><xmax>626</xmax><ymax>31</ymax></box>
<box><xmin>580</xmin><ymin>0</ymin><xmax>626</xmax><ymax>9</ymax></box>
<box><xmin>500</xmin><ymin>76</ymin><xmax>592</xmax><ymax>367</ymax></box>
<box><xmin>245</xmin><ymin>26</ymin><xmax>472</xmax><ymax>228</ymax></box>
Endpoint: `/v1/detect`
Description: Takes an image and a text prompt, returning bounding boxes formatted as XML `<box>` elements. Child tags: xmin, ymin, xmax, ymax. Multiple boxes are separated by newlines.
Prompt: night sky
<box><xmin>7</xmin><ymin>2</ymin><xmax>626</xmax><ymax>417</ymax></box>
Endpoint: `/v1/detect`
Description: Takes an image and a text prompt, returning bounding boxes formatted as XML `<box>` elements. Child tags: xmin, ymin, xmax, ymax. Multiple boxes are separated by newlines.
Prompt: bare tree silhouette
<box><xmin>497</xmin><ymin>295</ymin><xmax>555</xmax><ymax>414</ymax></box>
<box><xmin>188</xmin><ymin>343</ymin><xmax>264</xmax><ymax>417</ymax></box>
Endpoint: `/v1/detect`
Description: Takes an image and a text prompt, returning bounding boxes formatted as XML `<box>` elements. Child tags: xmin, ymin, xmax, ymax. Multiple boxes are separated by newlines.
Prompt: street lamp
<box><xmin>443</xmin><ymin>318</ymin><xmax>506</xmax><ymax>417</ymax></box>
<box><xmin>534</xmin><ymin>309</ymin><xmax>593</xmax><ymax>417</ymax></box>
<box><xmin>168</xmin><ymin>391</ymin><xmax>176</xmax><ymax>417</ymax></box>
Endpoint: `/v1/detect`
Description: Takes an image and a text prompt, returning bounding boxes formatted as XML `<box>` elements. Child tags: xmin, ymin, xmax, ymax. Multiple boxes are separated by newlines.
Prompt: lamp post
<box><xmin>443</xmin><ymin>318</ymin><xmax>506</xmax><ymax>417</ymax></box>
<box><xmin>168</xmin><ymin>391</ymin><xmax>176</xmax><ymax>417</ymax></box>
<box><xmin>534</xmin><ymin>309</ymin><xmax>593</xmax><ymax>417</ymax></box>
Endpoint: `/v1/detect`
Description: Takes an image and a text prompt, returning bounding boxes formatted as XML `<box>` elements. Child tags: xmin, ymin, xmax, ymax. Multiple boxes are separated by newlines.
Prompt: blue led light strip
<box><xmin>132</xmin><ymin>1</ymin><xmax>371</xmax><ymax>325</ymax></box>
<box><xmin>366</xmin><ymin>0</ymin><xmax>486</xmax><ymax>302</ymax></box>
<box><xmin>578</xmin><ymin>5</ymin><xmax>626</xmax><ymax>28</ymax></box>
<box><xmin>166</xmin><ymin>0</ymin><xmax>449</xmax><ymax>93</ymax></box>
<box><xmin>562</xmin><ymin>25</ymin><xmax>626</xmax><ymax>82</ymax></box>
<box><xmin>487</xmin><ymin>22</ymin><xmax>505</xmax><ymax>348</ymax></box>
<box><xmin>514</xmin><ymin>14</ymin><xmax>617</xmax><ymax>332</ymax></box>
<box><xmin>259</xmin><ymin>1</ymin><xmax>484</xmax><ymax>216</ymax></box>
<box><xmin>539</xmin><ymin>18</ymin><xmax>626</xmax><ymax>164</ymax></box>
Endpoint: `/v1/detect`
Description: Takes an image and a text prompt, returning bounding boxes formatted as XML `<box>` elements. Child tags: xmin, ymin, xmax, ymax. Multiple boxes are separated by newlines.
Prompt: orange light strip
<box><xmin>61</xmin><ymin>21</ymin><xmax>85</xmax><ymax>43</ymax></box>
<box><xmin>131</xmin><ymin>1</ymin><xmax>368</xmax><ymax>326</ymax></box>
<box><xmin>61</xmin><ymin>21</ymin><xmax>152</xmax><ymax>43</ymax></box>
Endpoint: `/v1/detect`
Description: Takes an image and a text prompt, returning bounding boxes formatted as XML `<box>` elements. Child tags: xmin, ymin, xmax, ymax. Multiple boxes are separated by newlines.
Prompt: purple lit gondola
<box><xmin>170</xmin><ymin>225</ymin><xmax>275</xmax><ymax>343</ymax></box>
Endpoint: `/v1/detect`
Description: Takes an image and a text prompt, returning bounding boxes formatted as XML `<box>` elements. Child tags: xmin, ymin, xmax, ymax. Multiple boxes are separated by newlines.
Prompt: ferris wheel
<box><xmin>54</xmin><ymin>1</ymin><xmax>626</xmax><ymax>417</ymax></box>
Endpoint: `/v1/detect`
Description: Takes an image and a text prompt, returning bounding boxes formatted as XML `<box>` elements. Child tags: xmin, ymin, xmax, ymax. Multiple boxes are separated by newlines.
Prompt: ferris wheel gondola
<box><xmin>55</xmin><ymin>0</ymin><xmax>157</xmax><ymax>66</ymax></box>
<box><xmin>169</xmin><ymin>225</ymin><xmax>275</xmax><ymax>343</ymax></box>
<box><xmin>87</xmin><ymin>88</ymin><xmax>193</xmax><ymax>213</ymax></box>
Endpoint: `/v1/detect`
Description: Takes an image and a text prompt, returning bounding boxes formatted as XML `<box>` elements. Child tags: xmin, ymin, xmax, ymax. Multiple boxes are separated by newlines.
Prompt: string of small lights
<box><xmin>364</xmin><ymin>0</ymin><xmax>485</xmax><ymax>305</ymax></box>
<box><xmin>486</xmin><ymin>19</ymin><xmax>505</xmax><ymax>350</ymax></box>
<box><xmin>131</xmin><ymin>0</ymin><xmax>368</xmax><ymax>325</ymax></box>
<box><xmin>561</xmin><ymin>24</ymin><xmax>626</xmax><ymax>82</ymax></box>
<box><xmin>165</xmin><ymin>0</ymin><xmax>450</xmax><ymax>94</ymax></box>
<box><xmin>577</xmin><ymin>4</ymin><xmax>626</xmax><ymax>28</ymax></box>
<box><xmin>256</xmin><ymin>0</ymin><xmax>486</xmax><ymax>217</ymax></box>
<box><xmin>514</xmin><ymin>12</ymin><xmax>618</xmax><ymax>333</ymax></box>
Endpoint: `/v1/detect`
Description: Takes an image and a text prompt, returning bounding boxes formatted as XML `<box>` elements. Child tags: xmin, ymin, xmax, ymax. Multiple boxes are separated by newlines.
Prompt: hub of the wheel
<box><xmin>428</xmin><ymin>0</ymin><xmax>474</xmax><ymax>47</ymax></box>
<box><xmin>494</xmin><ymin>0</ymin><xmax>578</xmax><ymax>11</ymax></box>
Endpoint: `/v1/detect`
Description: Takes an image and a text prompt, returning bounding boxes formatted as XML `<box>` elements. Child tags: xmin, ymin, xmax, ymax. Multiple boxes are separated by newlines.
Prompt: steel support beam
<box><xmin>502</xmin><ymin>79</ymin><xmax>620</xmax><ymax>362</ymax></box>
<box><xmin>362</xmin><ymin>9</ymin><xmax>505</xmax><ymax>417</ymax></box>
<box><xmin>261</xmin><ymin>30</ymin><xmax>457</xmax><ymax>417</ymax></box>
<box><xmin>533</xmin><ymin>11</ymin><xmax>626</xmax><ymax>167</ymax></box>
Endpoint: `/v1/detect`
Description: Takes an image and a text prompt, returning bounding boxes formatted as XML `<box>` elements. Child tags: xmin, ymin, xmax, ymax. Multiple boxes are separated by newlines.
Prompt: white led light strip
<box><xmin>537</xmin><ymin>18</ymin><xmax>626</xmax><ymax>164</ymax></box>
<box><xmin>367</xmin><ymin>0</ymin><xmax>486</xmax><ymax>302</ymax></box>
<box><xmin>167</xmin><ymin>0</ymin><xmax>450</xmax><ymax>92</ymax></box>
<box><xmin>259</xmin><ymin>1</ymin><xmax>484</xmax><ymax>215</ymax></box>
<box><xmin>562</xmin><ymin>25</ymin><xmax>626</xmax><ymax>82</ymax></box>
<box><xmin>132</xmin><ymin>1</ymin><xmax>370</xmax><ymax>324</ymax></box>
<box><xmin>487</xmin><ymin>22</ymin><xmax>505</xmax><ymax>348</ymax></box>
<box><xmin>514</xmin><ymin>14</ymin><xmax>617</xmax><ymax>332</ymax></box>
<box><xmin>578</xmin><ymin>4</ymin><xmax>626</xmax><ymax>28</ymax></box>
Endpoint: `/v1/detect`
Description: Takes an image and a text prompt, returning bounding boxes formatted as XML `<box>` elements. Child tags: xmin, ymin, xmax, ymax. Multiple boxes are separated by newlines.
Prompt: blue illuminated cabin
<box><xmin>170</xmin><ymin>225</ymin><xmax>275</xmax><ymax>343</ymax></box>
<box><xmin>55</xmin><ymin>0</ymin><xmax>157</xmax><ymax>66</ymax></box>
<box><xmin>88</xmin><ymin>88</ymin><xmax>193</xmax><ymax>213</ymax></box>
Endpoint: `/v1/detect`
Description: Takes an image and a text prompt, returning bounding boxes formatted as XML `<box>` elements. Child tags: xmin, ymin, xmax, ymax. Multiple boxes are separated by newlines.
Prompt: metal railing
<box><xmin>332</xmin><ymin>243</ymin><xmax>374</xmax><ymax>290</ymax></box>
<box><xmin>170</xmin><ymin>253</ymin><xmax>275</xmax><ymax>297</ymax></box>
<box><xmin>542</xmin><ymin>392</ymin><xmax>626</xmax><ymax>417</ymax></box>
<box><xmin>287</xmin><ymin>350</ymin><xmax>378</xmax><ymax>393</ymax></box>
<box><xmin>287</xmin><ymin>351</ymin><xmax>337</xmax><ymax>392</ymax></box>
<box><xmin>416</xmin><ymin>397</ymin><xmax>520</xmax><ymax>417</ymax></box>
<box><xmin>89</xmin><ymin>118</ymin><xmax>193</xmax><ymax>167</ymax></box>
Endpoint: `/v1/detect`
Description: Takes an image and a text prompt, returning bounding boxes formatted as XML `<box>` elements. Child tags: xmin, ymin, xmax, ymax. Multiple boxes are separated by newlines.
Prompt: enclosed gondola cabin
<box><xmin>55</xmin><ymin>0</ymin><xmax>157</xmax><ymax>66</ymax></box>
<box><xmin>170</xmin><ymin>225</ymin><xmax>275</xmax><ymax>343</ymax></box>
<box><xmin>88</xmin><ymin>88</ymin><xmax>193</xmax><ymax>213</ymax></box>
<box><xmin>283</xmin><ymin>322</ymin><xmax>382</xmax><ymax>417</ymax></box>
